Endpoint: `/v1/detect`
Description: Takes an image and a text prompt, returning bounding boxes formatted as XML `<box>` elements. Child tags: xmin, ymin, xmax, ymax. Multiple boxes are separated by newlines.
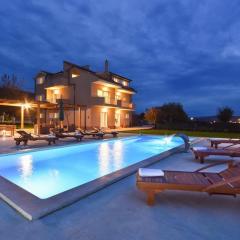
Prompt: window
<box><xmin>115</xmin><ymin>92</ymin><xmax>121</xmax><ymax>100</ymax></box>
<box><xmin>122</xmin><ymin>81</ymin><xmax>128</xmax><ymax>87</ymax></box>
<box><xmin>36</xmin><ymin>95</ymin><xmax>44</xmax><ymax>101</ymax></box>
<box><xmin>49</xmin><ymin>113</ymin><xmax>59</xmax><ymax>119</ymax></box>
<box><xmin>40</xmin><ymin>113</ymin><xmax>44</xmax><ymax>118</ymax></box>
<box><xmin>125</xmin><ymin>113</ymin><xmax>129</xmax><ymax>119</ymax></box>
<box><xmin>72</xmin><ymin>73</ymin><xmax>80</xmax><ymax>78</ymax></box>
<box><xmin>113</xmin><ymin>77</ymin><xmax>119</xmax><ymax>83</ymax></box>
<box><xmin>97</xmin><ymin>89</ymin><xmax>103</xmax><ymax>97</ymax></box>
<box><xmin>36</xmin><ymin>77</ymin><xmax>44</xmax><ymax>84</ymax></box>
<box><xmin>53</xmin><ymin>89</ymin><xmax>60</xmax><ymax>95</ymax></box>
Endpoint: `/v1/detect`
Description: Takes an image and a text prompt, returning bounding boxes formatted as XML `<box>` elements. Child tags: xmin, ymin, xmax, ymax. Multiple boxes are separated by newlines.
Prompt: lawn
<box><xmin>125</xmin><ymin>129</ymin><xmax>240</xmax><ymax>138</ymax></box>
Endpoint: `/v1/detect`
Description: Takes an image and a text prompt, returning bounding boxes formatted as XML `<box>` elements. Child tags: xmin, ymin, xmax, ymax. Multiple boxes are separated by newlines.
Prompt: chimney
<box><xmin>104</xmin><ymin>59</ymin><xmax>109</xmax><ymax>73</ymax></box>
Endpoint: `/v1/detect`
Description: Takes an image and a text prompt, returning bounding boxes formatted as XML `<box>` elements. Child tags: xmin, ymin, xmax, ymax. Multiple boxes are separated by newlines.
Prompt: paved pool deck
<box><xmin>0</xmin><ymin>139</ymin><xmax>240</xmax><ymax>239</ymax></box>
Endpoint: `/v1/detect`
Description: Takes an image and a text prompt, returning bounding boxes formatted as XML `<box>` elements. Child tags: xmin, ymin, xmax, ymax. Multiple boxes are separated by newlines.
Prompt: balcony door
<box><xmin>115</xmin><ymin>112</ymin><xmax>120</xmax><ymax>128</ymax></box>
<box><xmin>100</xmin><ymin>111</ymin><xmax>108</xmax><ymax>128</ymax></box>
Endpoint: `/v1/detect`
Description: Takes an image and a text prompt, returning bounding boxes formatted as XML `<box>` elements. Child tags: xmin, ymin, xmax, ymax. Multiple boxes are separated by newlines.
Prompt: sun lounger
<box><xmin>136</xmin><ymin>161</ymin><xmax>240</xmax><ymax>205</ymax></box>
<box><xmin>78</xmin><ymin>129</ymin><xmax>104</xmax><ymax>139</ymax></box>
<box><xmin>191</xmin><ymin>146</ymin><xmax>240</xmax><ymax>163</ymax></box>
<box><xmin>94</xmin><ymin>128</ymin><xmax>119</xmax><ymax>138</ymax></box>
<box><xmin>14</xmin><ymin>130</ymin><xmax>58</xmax><ymax>146</ymax></box>
<box><xmin>51</xmin><ymin>129</ymin><xmax>83</xmax><ymax>142</ymax></box>
<box><xmin>210</xmin><ymin>139</ymin><xmax>240</xmax><ymax>148</ymax></box>
<box><xmin>54</xmin><ymin>131</ymin><xmax>83</xmax><ymax>142</ymax></box>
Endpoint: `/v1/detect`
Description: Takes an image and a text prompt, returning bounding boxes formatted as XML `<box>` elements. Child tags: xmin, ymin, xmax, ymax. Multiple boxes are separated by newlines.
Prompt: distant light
<box><xmin>190</xmin><ymin>117</ymin><xmax>194</xmax><ymax>121</ymax></box>
<box><xmin>22</xmin><ymin>103</ymin><xmax>31</xmax><ymax>109</ymax></box>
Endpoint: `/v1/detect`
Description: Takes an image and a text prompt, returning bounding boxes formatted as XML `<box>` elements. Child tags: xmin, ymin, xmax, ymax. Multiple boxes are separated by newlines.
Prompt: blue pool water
<box><xmin>0</xmin><ymin>135</ymin><xmax>183</xmax><ymax>199</ymax></box>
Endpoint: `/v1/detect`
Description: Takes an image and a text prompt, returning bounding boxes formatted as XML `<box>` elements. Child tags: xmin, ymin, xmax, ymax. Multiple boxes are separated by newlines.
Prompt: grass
<box><xmin>125</xmin><ymin>129</ymin><xmax>240</xmax><ymax>138</ymax></box>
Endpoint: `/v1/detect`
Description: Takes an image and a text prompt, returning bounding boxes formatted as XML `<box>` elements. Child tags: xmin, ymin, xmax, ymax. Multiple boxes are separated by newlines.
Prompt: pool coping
<box><xmin>0</xmin><ymin>137</ymin><xmax>202</xmax><ymax>220</ymax></box>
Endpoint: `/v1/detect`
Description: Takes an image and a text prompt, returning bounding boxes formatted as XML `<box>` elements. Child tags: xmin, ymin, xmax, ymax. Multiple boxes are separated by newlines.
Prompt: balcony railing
<box><xmin>46</xmin><ymin>97</ymin><xmax>70</xmax><ymax>104</ymax></box>
<box><xmin>104</xmin><ymin>97</ymin><xmax>117</xmax><ymax>105</ymax></box>
<box><xmin>121</xmin><ymin>101</ymin><xmax>134</xmax><ymax>109</ymax></box>
<box><xmin>91</xmin><ymin>96</ymin><xmax>135</xmax><ymax>109</ymax></box>
<box><xmin>47</xmin><ymin>97</ymin><xmax>59</xmax><ymax>104</ymax></box>
<box><xmin>91</xmin><ymin>96</ymin><xmax>117</xmax><ymax>106</ymax></box>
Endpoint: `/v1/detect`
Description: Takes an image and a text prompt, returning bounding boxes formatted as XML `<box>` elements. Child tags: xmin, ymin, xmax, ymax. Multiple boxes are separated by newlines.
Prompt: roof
<box><xmin>96</xmin><ymin>72</ymin><xmax>136</xmax><ymax>93</ymax></box>
<box><xmin>63</xmin><ymin>60</ymin><xmax>96</xmax><ymax>75</ymax></box>
<box><xmin>35</xmin><ymin>60</ymin><xmax>136</xmax><ymax>92</ymax></box>
<box><xmin>109</xmin><ymin>72</ymin><xmax>132</xmax><ymax>82</ymax></box>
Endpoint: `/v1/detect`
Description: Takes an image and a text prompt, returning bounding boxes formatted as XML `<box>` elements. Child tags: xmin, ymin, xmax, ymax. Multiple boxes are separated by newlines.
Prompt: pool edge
<box><xmin>0</xmin><ymin>138</ymin><xmax>202</xmax><ymax>220</ymax></box>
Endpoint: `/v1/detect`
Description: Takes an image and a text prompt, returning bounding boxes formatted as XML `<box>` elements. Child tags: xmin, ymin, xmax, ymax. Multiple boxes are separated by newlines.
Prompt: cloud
<box><xmin>0</xmin><ymin>0</ymin><xmax>240</xmax><ymax>114</ymax></box>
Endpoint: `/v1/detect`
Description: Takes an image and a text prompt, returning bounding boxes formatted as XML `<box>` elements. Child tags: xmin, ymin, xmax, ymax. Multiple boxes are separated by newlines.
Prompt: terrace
<box><xmin>0</xmin><ymin>137</ymin><xmax>239</xmax><ymax>239</ymax></box>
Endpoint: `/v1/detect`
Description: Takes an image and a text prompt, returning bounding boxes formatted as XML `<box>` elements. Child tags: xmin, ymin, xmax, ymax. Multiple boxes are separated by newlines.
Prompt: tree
<box><xmin>157</xmin><ymin>102</ymin><xmax>189</xmax><ymax>123</ymax></box>
<box><xmin>0</xmin><ymin>73</ymin><xmax>29</xmax><ymax>100</ymax></box>
<box><xmin>0</xmin><ymin>74</ymin><xmax>19</xmax><ymax>89</ymax></box>
<box><xmin>144</xmin><ymin>108</ymin><xmax>159</xmax><ymax>128</ymax></box>
<box><xmin>217</xmin><ymin>107</ymin><xmax>234</xmax><ymax>123</ymax></box>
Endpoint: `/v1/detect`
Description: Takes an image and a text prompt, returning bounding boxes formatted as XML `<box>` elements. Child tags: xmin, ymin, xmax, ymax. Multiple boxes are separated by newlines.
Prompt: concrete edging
<box><xmin>0</xmin><ymin>137</ymin><xmax>201</xmax><ymax>220</ymax></box>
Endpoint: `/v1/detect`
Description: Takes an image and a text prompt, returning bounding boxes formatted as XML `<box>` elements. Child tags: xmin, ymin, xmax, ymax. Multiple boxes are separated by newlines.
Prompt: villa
<box><xmin>35</xmin><ymin>60</ymin><xmax>136</xmax><ymax>130</ymax></box>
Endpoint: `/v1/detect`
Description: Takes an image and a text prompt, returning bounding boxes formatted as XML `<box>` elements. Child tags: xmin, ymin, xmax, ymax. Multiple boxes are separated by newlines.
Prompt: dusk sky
<box><xmin>0</xmin><ymin>0</ymin><xmax>240</xmax><ymax>116</ymax></box>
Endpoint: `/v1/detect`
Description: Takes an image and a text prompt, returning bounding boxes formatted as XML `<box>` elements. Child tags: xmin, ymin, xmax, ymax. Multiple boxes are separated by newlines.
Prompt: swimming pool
<box><xmin>0</xmin><ymin>135</ymin><xmax>183</xmax><ymax>199</ymax></box>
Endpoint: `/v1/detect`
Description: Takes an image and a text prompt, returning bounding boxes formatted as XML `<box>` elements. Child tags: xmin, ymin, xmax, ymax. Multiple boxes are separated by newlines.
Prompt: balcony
<box><xmin>119</xmin><ymin>100</ymin><xmax>135</xmax><ymax>109</ymax></box>
<box><xmin>91</xmin><ymin>96</ymin><xmax>117</xmax><ymax>106</ymax></box>
<box><xmin>44</xmin><ymin>77</ymin><xmax>68</xmax><ymax>89</ymax></box>
<box><xmin>47</xmin><ymin>97</ymin><xmax>59</xmax><ymax>104</ymax></box>
<box><xmin>46</xmin><ymin>97</ymin><xmax>70</xmax><ymax>104</ymax></box>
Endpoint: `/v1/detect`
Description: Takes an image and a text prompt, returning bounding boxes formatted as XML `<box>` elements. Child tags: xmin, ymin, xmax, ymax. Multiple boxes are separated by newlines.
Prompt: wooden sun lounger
<box><xmin>78</xmin><ymin>129</ymin><xmax>104</xmax><ymax>139</ymax></box>
<box><xmin>52</xmin><ymin>130</ymin><xmax>83</xmax><ymax>142</ymax></box>
<box><xmin>136</xmin><ymin>161</ymin><xmax>240</xmax><ymax>205</ymax></box>
<box><xmin>191</xmin><ymin>147</ymin><xmax>240</xmax><ymax>163</ymax></box>
<box><xmin>210</xmin><ymin>139</ymin><xmax>240</xmax><ymax>149</ymax></box>
<box><xmin>14</xmin><ymin>130</ymin><xmax>58</xmax><ymax>146</ymax></box>
<box><xmin>94</xmin><ymin>128</ymin><xmax>119</xmax><ymax>138</ymax></box>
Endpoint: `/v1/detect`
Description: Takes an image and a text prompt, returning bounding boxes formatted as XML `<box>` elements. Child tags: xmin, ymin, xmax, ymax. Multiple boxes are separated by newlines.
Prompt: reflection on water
<box><xmin>98</xmin><ymin>140</ymin><xmax>124</xmax><ymax>176</ymax></box>
<box><xmin>19</xmin><ymin>155</ymin><xmax>33</xmax><ymax>179</ymax></box>
<box><xmin>113</xmin><ymin>140</ymin><xmax>123</xmax><ymax>169</ymax></box>
<box><xmin>98</xmin><ymin>142</ymin><xmax>110</xmax><ymax>175</ymax></box>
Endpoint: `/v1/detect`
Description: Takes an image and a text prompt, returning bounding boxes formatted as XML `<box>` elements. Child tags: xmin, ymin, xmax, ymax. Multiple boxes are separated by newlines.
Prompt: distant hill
<box><xmin>195</xmin><ymin>116</ymin><xmax>240</xmax><ymax>122</ymax></box>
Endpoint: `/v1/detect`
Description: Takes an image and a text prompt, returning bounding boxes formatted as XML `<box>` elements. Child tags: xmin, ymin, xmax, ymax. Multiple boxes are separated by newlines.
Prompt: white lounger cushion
<box><xmin>138</xmin><ymin>168</ymin><xmax>164</xmax><ymax>177</ymax></box>
<box><xmin>192</xmin><ymin>147</ymin><xmax>208</xmax><ymax>151</ymax></box>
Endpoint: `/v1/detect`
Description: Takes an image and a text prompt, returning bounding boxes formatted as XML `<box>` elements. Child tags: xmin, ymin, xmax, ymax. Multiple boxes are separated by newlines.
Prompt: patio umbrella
<box><xmin>59</xmin><ymin>98</ymin><xmax>64</xmax><ymax>129</ymax></box>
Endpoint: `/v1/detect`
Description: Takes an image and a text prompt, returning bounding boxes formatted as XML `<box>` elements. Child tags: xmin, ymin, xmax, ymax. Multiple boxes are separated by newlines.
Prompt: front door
<box><xmin>100</xmin><ymin>111</ymin><xmax>108</xmax><ymax>128</ymax></box>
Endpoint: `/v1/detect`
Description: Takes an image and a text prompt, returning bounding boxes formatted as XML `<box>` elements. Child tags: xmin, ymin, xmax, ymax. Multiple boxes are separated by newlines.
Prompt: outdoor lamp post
<box><xmin>20</xmin><ymin>102</ymin><xmax>31</xmax><ymax>129</ymax></box>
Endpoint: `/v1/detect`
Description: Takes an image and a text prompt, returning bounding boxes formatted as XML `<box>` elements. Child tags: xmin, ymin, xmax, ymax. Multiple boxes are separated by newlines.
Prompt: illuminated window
<box><xmin>49</xmin><ymin>113</ymin><xmax>59</xmax><ymax>119</ymax></box>
<box><xmin>37</xmin><ymin>77</ymin><xmax>44</xmax><ymax>84</ymax></box>
<box><xmin>72</xmin><ymin>73</ymin><xmax>80</xmax><ymax>78</ymax></box>
<box><xmin>53</xmin><ymin>89</ymin><xmax>60</xmax><ymax>95</ymax></box>
<box><xmin>125</xmin><ymin>113</ymin><xmax>129</xmax><ymax>119</ymax></box>
<box><xmin>115</xmin><ymin>92</ymin><xmax>121</xmax><ymax>100</ymax></box>
<box><xmin>36</xmin><ymin>95</ymin><xmax>44</xmax><ymax>101</ymax></box>
<box><xmin>113</xmin><ymin>77</ymin><xmax>119</xmax><ymax>83</ymax></box>
<box><xmin>97</xmin><ymin>89</ymin><xmax>103</xmax><ymax>97</ymax></box>
<box><xmin>122</xmin><ymin>81</ymin><xmax>128</xmax><ymax>87</ymax></box>
<box><xmin>40</xmin><ymin>113</ymin><xmax>44</xmax><ymax>118</ymax></box>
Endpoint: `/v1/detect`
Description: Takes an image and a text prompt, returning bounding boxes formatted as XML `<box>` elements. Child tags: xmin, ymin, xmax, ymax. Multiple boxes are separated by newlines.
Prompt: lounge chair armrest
<box><xmin>203</xmin><ymin>175</ymin><xmax>240</xmax><ymax>192</ymax></box>
<box><xmin>195</xmin><ymin>160</ymin><xmax>234</xmax><ymax>172</ymax></box>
